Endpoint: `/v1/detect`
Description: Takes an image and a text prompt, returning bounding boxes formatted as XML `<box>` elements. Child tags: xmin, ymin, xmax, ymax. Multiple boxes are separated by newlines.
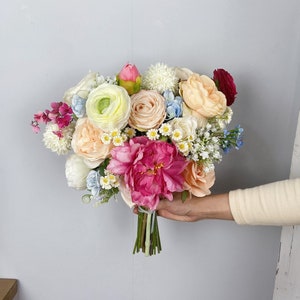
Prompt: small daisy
<box><xmin>107</xmin><ymin>173</ymin><xmax>119</xmax><ymax>187</ymax></box>
<box><xmin>112</xmin><ymin>135</ymin><xmax>124</xmax><ymax>146</ymax></box>
<box><xmin>121</xmin><ymin>133</ymin><xmax>128</xmax><ymax>142</ymax></box>
<box><xmin>147</xmin><ymin>129</ymin><xmax>159</xmax><ymax>140</ymax></box>
<box><xmin>159</xmin><ymin>123</ymin><xmax>172</xmax><ymax>136</ymax></box>
<box><xmin>172</xmin><ymin>129</ymin><xmax>183</xmax><ymax>141</ymax></box>
<box><xmin>110</xmin><ymin>129</ymin><xmax>120</xmax><ymax>138</ymax></box>
<box><xmin>124</xmin><ymin>127</ymin><xmax>136</xmax><ymax>138</ymax></box>
<box><xmin>177</xmin><ymin>141</ymin><xmax>189</xmax><ymax>155</ymax></box>
<box><xmin>100</xmin><ymin>176</ymin><xmax>111</xmax><ymax>189</ymax></box>
<box><xmin>187</xmin><ymin>135</ymin><xmax>195</xmax><ymax>142</ymax></box>
<box><xmin>101</xmin><ymin>133</ymin><xmax>111</xmax><ymax>144</ymax></box>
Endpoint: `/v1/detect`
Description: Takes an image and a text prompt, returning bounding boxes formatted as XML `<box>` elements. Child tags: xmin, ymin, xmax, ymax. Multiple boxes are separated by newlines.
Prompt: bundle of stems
<box><xmin>133</xmin><ymin>207</ymin><xmax>162</xmax><ymax>256</ymax></box>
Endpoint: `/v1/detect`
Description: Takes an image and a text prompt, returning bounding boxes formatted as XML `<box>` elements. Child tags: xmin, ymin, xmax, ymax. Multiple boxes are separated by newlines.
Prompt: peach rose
<box><xmin>183</xmin><ymin>161</ymin><xmax>215</xmax><ymax>197</ymax></box>
<box><xmin>128</xmin><ymin>90</ymin><xmax>166</xmax><ymax>131</ymax></box>
<box><xmin>71</xmin><ymin>118</ymin><xmax>113</xmax><ymax>166</ymax></box>
<box><xmin>179</xmin><ymin>73</ymin><xmax>227</xmax><ymax>118</ymax></box>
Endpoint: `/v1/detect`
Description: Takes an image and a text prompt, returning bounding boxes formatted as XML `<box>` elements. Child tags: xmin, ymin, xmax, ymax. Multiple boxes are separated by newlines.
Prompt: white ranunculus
<box><xmin>86</xmin><ymin>83</ymin><xmax>131</xmax><ymax>131</ymax></box>
<box><xmin>65</xmin><ymin>154</ymin><xmax>91</xmax><ymax>190</ymax></box>
<box><xmin>170</xmin><ymin>116</ymin><xmax>198</xmax><ymax>139</ymax></box>
<box><xmin>63</xmin><ymin>72</ymin><xmax>104</xmax><ymax>105</ymax></box>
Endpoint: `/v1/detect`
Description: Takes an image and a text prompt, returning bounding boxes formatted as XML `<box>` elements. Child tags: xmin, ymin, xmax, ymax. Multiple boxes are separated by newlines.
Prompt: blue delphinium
<box><xmin>71</xmin><ymin>94</ymin><xmax>86</xmax><ymax>118</ymax></box>
<box><xmin>163</xmin><ymin>90</ymin><xmax>183</xmax><ymax>120</ymax></box>
<box><xmin>221</xmin><ymin>125</ymin><xmax>244</xmax><ymax>153</ymax></box>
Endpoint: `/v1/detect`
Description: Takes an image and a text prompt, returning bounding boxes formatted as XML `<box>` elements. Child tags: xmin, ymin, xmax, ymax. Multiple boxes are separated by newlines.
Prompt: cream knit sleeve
<box><xmin>228</xmin><ymin>178</ymin><xmax>300</xmax><ymax>226</ymax></box>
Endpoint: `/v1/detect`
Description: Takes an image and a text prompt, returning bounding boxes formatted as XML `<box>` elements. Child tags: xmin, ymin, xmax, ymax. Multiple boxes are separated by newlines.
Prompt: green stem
<box><xmin>144</xmin><ymin>212</ymin><xmax>152</xmax><ymax>256</ymax></box>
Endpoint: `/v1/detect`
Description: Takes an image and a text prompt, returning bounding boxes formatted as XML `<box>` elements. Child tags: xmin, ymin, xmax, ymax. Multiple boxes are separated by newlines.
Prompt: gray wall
<box><xmin>1</xmin><ymin>0</ymin><xmax>300</xmax><ymax>299</ymax></box>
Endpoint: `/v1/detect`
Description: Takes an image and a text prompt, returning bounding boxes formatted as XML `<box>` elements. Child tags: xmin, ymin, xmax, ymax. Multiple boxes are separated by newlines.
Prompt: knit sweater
<box><xmin>229</xmin><ymin>178</ymin><xmax>300</xmax><ymax>225</ymax></box>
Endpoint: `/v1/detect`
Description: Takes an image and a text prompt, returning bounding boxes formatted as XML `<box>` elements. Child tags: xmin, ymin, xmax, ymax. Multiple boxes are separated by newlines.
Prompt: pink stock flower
<box><xmin>32</xmin><ymin>102</ymin><xmax>73</xmax><ymax>137</ymax></box>
<box><xmin>107</xmin><ymin>136</ymin><xmax>188</xmax><ymax>210</ymax></box>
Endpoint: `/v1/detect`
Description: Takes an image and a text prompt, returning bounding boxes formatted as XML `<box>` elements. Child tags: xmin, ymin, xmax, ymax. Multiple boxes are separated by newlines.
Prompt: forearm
<box><xmin>192</xmin><ymin>193</ymin><xmax>234</xmax><ymax>221</ymax></box>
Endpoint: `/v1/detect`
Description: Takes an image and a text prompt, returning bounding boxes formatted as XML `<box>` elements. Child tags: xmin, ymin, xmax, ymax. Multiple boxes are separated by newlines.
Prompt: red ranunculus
<box><xmin>213</xmin><ymin>69</ymin><xmax>237</xmax><ymax>106</ymax></box>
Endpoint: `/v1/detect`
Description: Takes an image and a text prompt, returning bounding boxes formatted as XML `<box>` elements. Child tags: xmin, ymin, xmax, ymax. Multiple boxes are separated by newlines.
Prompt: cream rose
<box><xmin>128</xmin><ymin>90</ymin><xmax>166</xmax><ymax>131</ymax></box>
<box><xmin>173</xmin><ymin>67</ymin><xmax>194</xmax><ymax>81</ymax></box>
<box><xmin>183</xmin><ymin>161</ymin><xmax>215</xmax><ymax>197</ymax></box>
<box><xmin>170</xmin><ymin>116</ymin><xmax>197</xmax><ymax>139</ymax></box>
<box><xmin>63</xmin><ymin>72</ymin><xmax>102</xmax><ymax>105</ymax></box>
<box><xmin>182</xmin><ymin>104</ymin><xmax>208</xmax><ymax>128</ymax></box>
<box><xmin>180</xmin><ymin>74</ymin><xmax>226</xmax><ymax>118</ymax></box>
<box><xmin>86</xmin><ymin>84</ymin><xmax>131</xmax><ymax>131</ymax></box>
<box><xmin>65</xmin><ymin>154</ymin><xmax>91</xmax><ymax>190</ymax></box>
<box><xmin>71</xmin><ymin>118</ymin><xmax>113</xmax><ymax>166</ymax></box>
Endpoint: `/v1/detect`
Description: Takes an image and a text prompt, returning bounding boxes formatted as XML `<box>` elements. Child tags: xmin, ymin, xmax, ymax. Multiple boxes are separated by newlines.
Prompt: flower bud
<box><xmin>117</xmin><ymin>63</ymin><xmax>141</xmax><ymax>95</ymax></box>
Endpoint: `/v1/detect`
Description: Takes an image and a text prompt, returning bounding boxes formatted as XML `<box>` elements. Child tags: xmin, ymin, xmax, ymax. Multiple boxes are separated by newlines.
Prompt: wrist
<box><xmin>194</xmin><ymin>193</ymin><xmax>234</xmax><ymax>221</ymax></box>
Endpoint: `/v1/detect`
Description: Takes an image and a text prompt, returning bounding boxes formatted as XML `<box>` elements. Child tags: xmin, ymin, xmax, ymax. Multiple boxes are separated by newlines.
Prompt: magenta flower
<box><xmin>31</xmin><ymin>102</ymin><xmax>73</xmax><ymax>138</ymax></box>
<box><xmin>107</xmin><ymin>136</ymin><xmax>188</xmax><ymax>210</ymax></box>
<box><xmin>213</xmin><ymin>68</ymin><xmax>237</xmax><ymax>106</ymax></box>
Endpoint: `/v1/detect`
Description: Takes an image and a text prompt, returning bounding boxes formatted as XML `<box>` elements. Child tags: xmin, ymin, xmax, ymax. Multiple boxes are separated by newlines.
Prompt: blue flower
<box><xmin>163</xmin><ymin>90</ymin><xmax>183</xmax><ymax>120</ymax></box>
<box><xmin>86</xmin><ymin>170</ymin><xmax>101</xmax><ymax>197</ymax></box>
<box><xmin>71</xmin><ymin>95</ymin><xmax>86</xmax><ymax>118</ymax></box>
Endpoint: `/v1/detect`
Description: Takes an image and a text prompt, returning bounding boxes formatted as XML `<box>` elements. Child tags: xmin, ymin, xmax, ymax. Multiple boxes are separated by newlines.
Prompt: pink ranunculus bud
<box><xmin>117</xmin><ymin>63</ymin><xmax>141</xmax><ymax>95</ymax></box>
<box><xmin>119</xmin><ymin>64</ymin><xmax>140</xmax><ymax>81</ymax></box>
<box><xmin>213</xmin><ymin>68</ymin><xmax>237</xmax><ymax>106</ymax></box>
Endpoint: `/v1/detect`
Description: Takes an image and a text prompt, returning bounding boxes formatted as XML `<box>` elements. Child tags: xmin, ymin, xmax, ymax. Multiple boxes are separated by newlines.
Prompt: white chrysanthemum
<box><xmin>159</xmin><ymin>123</ymin><xmax>172</xmax><ymax>136</ymax></box>
<box><xmin>142</xmin><ymin>63</ymin><xmax>179</xmax><ymax>93</ymax></box>
<box><xmin>146</xmin><ymin>129</ymin><xmax>159</xmax><ymax>140</ymax></box>
<box><xmin>43</xmin><ymin>123</ymin><xmax>75</xmax><ymax>155</ymax></box>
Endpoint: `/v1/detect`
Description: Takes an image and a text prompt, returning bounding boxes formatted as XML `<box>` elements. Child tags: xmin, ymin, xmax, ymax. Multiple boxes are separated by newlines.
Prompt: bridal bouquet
<box><xmin>31</xmin><ymin>62</ymin><xmax>243</xmax><ymax>256</ymax></box>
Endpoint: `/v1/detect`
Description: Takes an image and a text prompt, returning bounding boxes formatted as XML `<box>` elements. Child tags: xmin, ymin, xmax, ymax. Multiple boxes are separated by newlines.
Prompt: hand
<box><xmin>134</xmin><ymin>192</ymin><xmax>234</xmax><ymax>222</ymax></box>
<box><xmin>156</xmin><ymin>192</ymin><xmax>204</xmax><ymax>222</ymax></box>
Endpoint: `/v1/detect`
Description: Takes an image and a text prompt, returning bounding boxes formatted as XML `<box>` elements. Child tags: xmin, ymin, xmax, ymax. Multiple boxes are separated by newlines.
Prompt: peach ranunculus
<box><xmin>179</xmin><ymin>73</ymin><xmax>227</xmax><ymax>119</ymax></box>
<box><xmin>71</xmin><ymin>117</ymin><xmax>113</xmax><ymax>167</ymax></box>
<box><xmin>183</xmin><ymin>160</ymin><xmax>215</xmax><ymax>197</ymax></box>
<box><xmin>128</xmin><ymin>90</ymin><xmax>166</xmax><ymax>132</ymax></box>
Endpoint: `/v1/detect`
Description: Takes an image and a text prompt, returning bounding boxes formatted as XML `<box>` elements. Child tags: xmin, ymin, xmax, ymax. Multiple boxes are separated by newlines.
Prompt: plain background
<box><xmin>1</xmin><ymin>0</ymin><xmax>300</xmax><ymax>299</ymax></box>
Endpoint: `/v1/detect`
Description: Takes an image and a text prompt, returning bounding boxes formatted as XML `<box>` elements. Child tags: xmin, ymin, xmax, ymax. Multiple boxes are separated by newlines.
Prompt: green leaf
<box><xmin>181</xmin><ymin>190</ymin><xmax>189</xmax><ymax>203</ymax></box>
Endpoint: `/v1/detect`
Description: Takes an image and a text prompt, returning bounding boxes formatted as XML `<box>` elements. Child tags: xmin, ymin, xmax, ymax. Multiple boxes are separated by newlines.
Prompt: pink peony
<box><xmin>107</xmin><ymin>137</ymin><xmax>188</xmax><ymax>210</ymax></box>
